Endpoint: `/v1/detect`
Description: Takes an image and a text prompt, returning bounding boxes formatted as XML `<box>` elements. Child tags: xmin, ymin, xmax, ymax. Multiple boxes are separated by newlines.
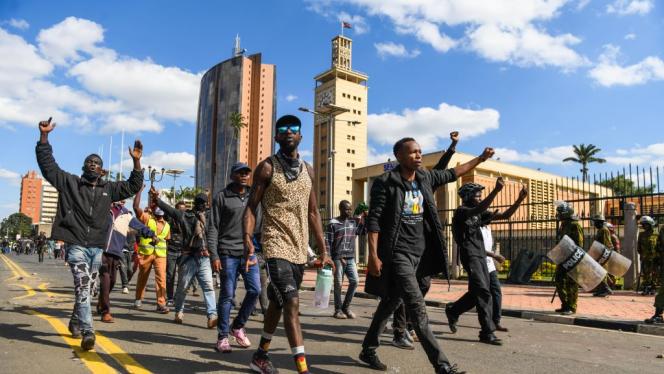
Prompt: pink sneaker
<box><xmin>230</xmin><ymin>327</ymin><xmax>251</xmax><ymax>348</ymax></box>
<box><xmin>216</xmin><ymin>337</ymin><xmax>232</xmax><ymax>353</ymax></box>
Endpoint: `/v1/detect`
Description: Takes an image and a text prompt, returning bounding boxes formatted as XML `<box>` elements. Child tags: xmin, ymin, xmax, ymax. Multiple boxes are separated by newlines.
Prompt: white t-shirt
<box><xmin>480</xmin><ymin>226</ymin><xmax>496</xmax><ymax>273</ymax></box>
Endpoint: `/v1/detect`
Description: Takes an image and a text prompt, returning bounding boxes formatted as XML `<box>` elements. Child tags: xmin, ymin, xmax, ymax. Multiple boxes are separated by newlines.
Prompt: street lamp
<box><xmin>143</xmin><ymin>166</ymin><xmax>165</xmax><ymax>188</ymax></box>
<box><xmin>299</xmin><ymin>104</ymin><xmax>350</xmax><ymax>219</ymax></box>
<box><xmin>164</xmin><ymin>169</ymin><xmax>185</xmax><ymax>204</ymax></box>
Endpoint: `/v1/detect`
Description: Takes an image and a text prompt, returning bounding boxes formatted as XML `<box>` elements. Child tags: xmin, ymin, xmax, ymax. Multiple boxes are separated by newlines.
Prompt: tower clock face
<box><xmin>317</xmin><ymin>89</ymin><xmax>333</xmax><ymax>108</ymax></box>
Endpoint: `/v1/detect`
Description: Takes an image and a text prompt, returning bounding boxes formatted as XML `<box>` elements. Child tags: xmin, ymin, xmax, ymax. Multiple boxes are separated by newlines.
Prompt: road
<box><xmin>1</xmin><ymin>254</ymin><xmax>663</xmax><ymax>374</ymax></box>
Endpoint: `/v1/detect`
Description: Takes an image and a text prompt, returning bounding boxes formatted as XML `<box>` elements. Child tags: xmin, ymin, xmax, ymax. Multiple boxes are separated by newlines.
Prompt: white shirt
<box><xmin>480</xmin><ymin>226</ymin><xmax>496</xmax><ymax>273</ymax></box>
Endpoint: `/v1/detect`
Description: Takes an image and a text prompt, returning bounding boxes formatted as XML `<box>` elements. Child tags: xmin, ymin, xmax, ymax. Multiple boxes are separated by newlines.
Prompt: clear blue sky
<box><xmin>1</xmin><ymin>0</ymin><xmax>663</xmax><ymax>220</ymax></box>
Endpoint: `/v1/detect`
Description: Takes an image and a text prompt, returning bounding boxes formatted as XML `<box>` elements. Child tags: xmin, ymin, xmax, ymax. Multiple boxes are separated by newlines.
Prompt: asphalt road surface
<box><xmin>1</xmin><ymin>254</ymin><xmax>663</xmax><ymax>374</ymax></box>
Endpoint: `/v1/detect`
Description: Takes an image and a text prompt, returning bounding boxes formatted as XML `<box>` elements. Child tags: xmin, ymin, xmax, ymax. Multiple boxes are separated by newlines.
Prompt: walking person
<box><xmin>481</xmin><ymin>224</ymin><xmax>509</xmax><ymax>332</ymax></box>
<box><xmin>118</xmin><ymin>229</ymin><xmax>137</xmax><ymax>293</ymax></box>
<box><xmin>645</xmin><ymin>223</ymin><xmax>664</xmax><ymax>324</ymax></box>
<box><xmin>207</xmin><ymin>162</ymin><xmax>261</xmax><ymax>352</ymax></box>
<box><xmin>35</xmin><ymin>117</ymin><xmax>144</xmax><ymax>350</ymax></box>
<box><xmin>244</xmin><ymin>115</ymin><xmax>334</xmax><ymax>374</ymax></box>
<box><xmin>166</xmin><ymin>201</ymin><xmax>187</xmax><ymax>306</ymax></box>
<box><xmin>591</xmin><ymin>214</ymin><xmax>615</xmax><ymax>296</ymax></box>
<box><xmin>134</xmin><ymin>187</ymin><xmax>171</xmax><ymax>313</ymax></box>
<box><xmin>553</xmin><ymin>202</ymin><xmax>584</xmax><ymax>314</ymax></box>
<box><xmin>151</xmin><ymin>188</ymin><xmax>218</xmax><ymax>328</ymax></box>
<box><xmin>360</xmin><ymin>136</ymin><xmax>495</xmax><ymax>374</ymax></box>
<box><xmin>98</xmin><ymin>201</ymin><xmax>156</xmax><ymax>323</ymax></box>
<box><xmin>638</xmin><ymin>216</ymin><xmax>659</xmax><ymax>295</ymax></box>
<box><xmin>327</xmin><ymin>200</ymin><xmax>366</xmax><ymax>320</ymax></box>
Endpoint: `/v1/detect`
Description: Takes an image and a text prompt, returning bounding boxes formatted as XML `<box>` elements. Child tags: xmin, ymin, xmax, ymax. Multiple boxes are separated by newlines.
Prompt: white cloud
<box><xmin>299</xmin><ymin>149</ymin><xmax>313</xmax><ymax>162</ymax></box>
<box><xmin>589</xmin><ymin>44</ymin><xmax>664</xmax><ymax>87</ymax></box>
<box><xmin>367</xmin><ymin>147</ymin><xmax>394</xmax><ymax>165</ymax></box>
<box><xmin>0</xmin><ymin>168</ymin><xmax>21</xmax><ymax>186</ymax></box>
<box><xmin>285</xmin><ymin>94</ymin><xmax>298</xmax><ymax>102</ymax></box>
<box><xmin>606</xmin><ymin>0</ymin><xmax>654</xmax><ymax>15</ymax></box>
<box><xmin>374</xmin><ymin>42</ymin><xmax>420</xmax><ymax>58</ymax></box>
<box><xmin>0</xmin><ymin>28</ymin><xmax>52</xmax><ymax>91</ymax></box>
<box><xmin>100</xmin><ymin>114</ymin><xmax>163</xmax><ymax>134</ymax></box>
<box><xmin>113</xmin><ymin>151</ymin><xmax>195</xmax><ymax>172</ymax></box>
<box><xmin>624</xmin><ymin>33</ymin><xmax>637</xmax><ymax>40</ymax></box>
<box><xmin>310</xmin><ymin>0</ymin><xmax>588</xmax><ymax>70</ymax></box>
<box><xmin>368</xmin><ymin>102</ymin><xmax>500</xmax><ymax>151</ymax></box>
<box><xmin>6</xmin><ymin>19</ymin><xmax>30</xmax><ymax>30</ymax></box>
<box><xmin>576</xmin><ymin>0</ymin><xmax>592</xmax><ymax>10</ymax></box>
<box><xmin>338</xmin><ymin>12</ymin><xmax>370</xmax><ymax>34</ymax></box>
<box><xmin>37</xmin><ymin>17</ymin><xmax>105</xmax><ymax>65</ymax></box>
<box><xmin>494</xmin><ymin>146</ymin><xmax>575</xmax><ymax>164</ymax></box>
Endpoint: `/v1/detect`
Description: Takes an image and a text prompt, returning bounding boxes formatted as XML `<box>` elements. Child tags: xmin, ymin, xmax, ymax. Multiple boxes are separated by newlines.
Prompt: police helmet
<box><xmin>639</xmin><ymin>215</ymin><xmax>656</xmax><ymax>227</ymax></box>
<box><xmin>458</xmin><ymin>183</ymin><xmax>484</xmax><ymax>201</ymax></box>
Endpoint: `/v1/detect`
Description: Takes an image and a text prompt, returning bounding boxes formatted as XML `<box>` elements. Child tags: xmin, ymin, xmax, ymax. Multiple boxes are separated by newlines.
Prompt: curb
<box><xmin>300</xmin><ymin>286</ymin><xmax>664</xmax><ymax>337</ymax></box>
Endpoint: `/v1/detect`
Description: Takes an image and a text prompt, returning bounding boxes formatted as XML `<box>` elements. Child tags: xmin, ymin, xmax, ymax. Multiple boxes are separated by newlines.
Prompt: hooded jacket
<box><xmin>365</xmin><ymin>164</ymin><xmax>457</xmax><ymax>298</ymax></box>
<box><xmin>36</xmin><ymin>141</ymin><xmax>143</xmax><ymax>248</ymax></box>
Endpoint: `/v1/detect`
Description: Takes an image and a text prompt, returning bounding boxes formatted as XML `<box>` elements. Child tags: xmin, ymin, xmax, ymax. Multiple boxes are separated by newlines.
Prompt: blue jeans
<box><xmin>66</xmin><ymin>245</ymin><xmax>103</xmax><ymax>333</ymax></box>
<box><xmin>174</xmin><ymin>255</ymin><xmax>217</xmax><ymax>317</ymax></box>
<box><xmin>218</xmin><ymin>255</ymin><xmax>261</xmax><ymax>338</ymax></box>
<box><xmin>333</xmin><ymin>258</ymin><xmax>359</xmax><ymax>312</ymax></box>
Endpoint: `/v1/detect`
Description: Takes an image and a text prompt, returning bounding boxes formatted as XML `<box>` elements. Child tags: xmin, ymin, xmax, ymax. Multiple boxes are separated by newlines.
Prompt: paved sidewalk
<box><xmin>301</xmin><ymin>269</ymin><xmax>663</xmax><ymax>335</ymax></box>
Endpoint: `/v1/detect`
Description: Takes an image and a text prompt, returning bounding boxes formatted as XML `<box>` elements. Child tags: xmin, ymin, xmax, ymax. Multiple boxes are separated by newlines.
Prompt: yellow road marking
<box><xmin>1</xmin><ymin>255</ymin><xmax>21</xmax><ymax>280</ymax></box>
<box><xmin>27</xmin><ymin>310</ymin><xmax>117</xmax><ymax>374</ymax></box>
<box><xmin>11</xmin><ymin>283</ymin><xmax>36</xmax><ymax>299</ymax></box>
<box><xmin>5</xmin><ymin>254</ymin><xmax>151</xmax><ymax>374</ymax></box>
<box><xmin>1</xmin><ymin>254</ymin><xmax>30</xmax><ymax>277</ymax></box>
<box><xmin>96</xmin><ymin>333</ymin><xmax>151</xmax><ymax>374</ymax></box>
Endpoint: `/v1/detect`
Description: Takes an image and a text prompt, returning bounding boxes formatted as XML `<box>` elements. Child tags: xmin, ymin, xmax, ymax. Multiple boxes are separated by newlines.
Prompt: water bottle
<box><xmin>313</xmin><ymin>266</ymin><xmax>333</xmax><ymax>309</ymax></box>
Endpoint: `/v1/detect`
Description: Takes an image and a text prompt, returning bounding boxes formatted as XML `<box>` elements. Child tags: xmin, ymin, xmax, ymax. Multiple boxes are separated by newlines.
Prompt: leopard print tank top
<box><xmin>261</xmin><ymin>156</ymin><xmax>312</xmax><ymax>264</ymax></box>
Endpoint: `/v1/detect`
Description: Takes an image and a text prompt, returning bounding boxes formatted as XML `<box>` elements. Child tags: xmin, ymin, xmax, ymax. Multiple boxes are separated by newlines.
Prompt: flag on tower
<box><xmin>342</xmin><ymin>21</ymin><xmax>352</xmax><ymax>29</ymax></box>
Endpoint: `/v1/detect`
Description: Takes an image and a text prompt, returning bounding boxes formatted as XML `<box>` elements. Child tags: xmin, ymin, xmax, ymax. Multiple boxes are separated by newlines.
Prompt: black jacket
<box><xmin>36</xmin><ymin>141</ymin><xmax>143</xmax><ymax>248</ymax></box>
<box><xmin>156</xmin><ymin>199</ymin><xmax>215</xmax><ymax>261</ymax></box>
<box><xmin>365</xmin><ymin>164</ymin><xmax>456</xmax><ymax>298</ymax></box>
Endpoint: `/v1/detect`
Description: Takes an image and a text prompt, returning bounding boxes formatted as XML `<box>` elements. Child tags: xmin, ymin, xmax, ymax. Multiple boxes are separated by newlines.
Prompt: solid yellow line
<box><xmin>96</xmin><ymin>333</ymin><xmax>152</xmax><ymax>374</ymax></box>
<box><xmin>11</xmin><ymin>283</ymin><xmax>36</xmax><ymax>299</ymax></box>
<box><xmin>2</xmin><ymin>254</ymin><xmax>30</xmax><ymax>277</ymax></box>
<box><xmin>27</xmin><ymin>310</ymin><xmax>116</xmax><ymax>374</ymax></box>
<box><xmin>1</xmin><ymin>255</ymin><xmax>21</xmax><ymax>280</ymax></box>
<box><xmin>37</xmin><ymin>282</ymin><xmax>58</xmax><ymax>298</ymax></box>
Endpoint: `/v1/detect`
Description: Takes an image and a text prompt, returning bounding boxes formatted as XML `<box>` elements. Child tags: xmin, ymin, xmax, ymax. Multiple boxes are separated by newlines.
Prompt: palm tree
<box><xmin>563</xmin><ymin>144</ymin><xmax>606</xmax><ymax>182</ymax></box>
<box><xmin>223</xmin><ymin>112</ymin><xmax>247</xmax><ymax>186</ymax></box>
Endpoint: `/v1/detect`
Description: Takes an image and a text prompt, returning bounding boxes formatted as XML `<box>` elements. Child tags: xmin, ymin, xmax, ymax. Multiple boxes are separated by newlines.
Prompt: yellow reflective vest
<box><xmin>138</xmin><ymin>218</ymin><xmax>170</xmax><ymax>257</ymax></box>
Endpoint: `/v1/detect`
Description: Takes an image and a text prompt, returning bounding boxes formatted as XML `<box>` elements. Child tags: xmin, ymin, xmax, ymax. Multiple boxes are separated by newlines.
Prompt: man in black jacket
<box><xmin>359</xmin><ymin>136</ymin><xmax>494</xmax><ymax>374</ymax></box>
<box><xmin>35</xmin><ymin>117</ymin><xmax>143</xmax><ymax>351</ymax></box>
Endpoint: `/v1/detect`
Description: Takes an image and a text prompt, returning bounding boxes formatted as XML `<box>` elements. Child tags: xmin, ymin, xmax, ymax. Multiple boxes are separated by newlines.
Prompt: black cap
<box><xmin>275</xmin><ymin>114</ymin><xmax>301</xmax><ymax>129</ymax></box>
<box><xmin>230</xmin><ymin>162</ymin><xmax>252</xmax><ymax>174</ymax></box>
<box><xmin>194</xmin><ymin>193</ymin><xmax>208</xmax><ymax>206</ymax></box>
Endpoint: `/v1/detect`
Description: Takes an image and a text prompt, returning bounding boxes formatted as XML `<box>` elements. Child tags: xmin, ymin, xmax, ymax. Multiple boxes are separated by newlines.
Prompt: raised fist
<box><xmin>39</xmin><ymin>117</ymin><xmax>56</xmax><ymax>134</ymax></box>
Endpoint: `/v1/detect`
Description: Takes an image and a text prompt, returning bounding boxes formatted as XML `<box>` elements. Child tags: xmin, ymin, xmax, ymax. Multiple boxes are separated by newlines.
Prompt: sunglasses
<box><xmin>276</xmin><ymin>124</ymin><xmax>301</xmax><ymax>134</ymax></box>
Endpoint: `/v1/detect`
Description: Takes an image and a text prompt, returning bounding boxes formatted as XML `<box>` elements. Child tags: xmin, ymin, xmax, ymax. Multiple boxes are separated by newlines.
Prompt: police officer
<box><xmin>554</xmin><ymin>202</ymin><xmax>584</xmax><ymax>315</ymax></box>
<box><xmin>645</xmin><ymin>224</ymin><xmax>664</xmax><ymax>324</ymax></box>
<box><xmin>591</xmin><ymin>214</ymin><xmax>614</xmax><ymax>297</ymax></box>
<box><xmin>638</xmin><ymin>216</ymin><xmax>659</xmax><ymax>295</ymax></box>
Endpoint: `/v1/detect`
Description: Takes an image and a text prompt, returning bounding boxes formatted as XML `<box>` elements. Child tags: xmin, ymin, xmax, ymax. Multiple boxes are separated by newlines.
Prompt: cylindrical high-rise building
<box><xmin>195</xmin><ymin>36</ymin><xmax>276</xmax><ymax>195</ymax></box>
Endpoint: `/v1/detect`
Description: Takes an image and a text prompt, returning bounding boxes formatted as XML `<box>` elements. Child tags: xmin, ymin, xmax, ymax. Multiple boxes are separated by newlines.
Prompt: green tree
<box><xmin>598</xmin><ymin>175</ymin><xmax>655</xmax><ymax>196</ymax></box>
<box><xmin>0</xmin><ymin>213</ymin><xmax>33</xmax><ymax>239</ymax></box>
<box><xmin>563</xmin><ymin>144</ymin><xmax>606</xmax><ymax>182</ymax></box>
<box><xmin>162</xmin><ymin>186</ymin><xmax>206</xmax><ymax>204</ymax></box>
<box><xmin>223</xmin><ymin>112</ymin><xmax>247</xmax><ymax>186</ymax></box>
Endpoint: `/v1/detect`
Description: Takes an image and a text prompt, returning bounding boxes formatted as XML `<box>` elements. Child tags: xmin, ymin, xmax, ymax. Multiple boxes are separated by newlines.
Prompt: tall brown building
<box><xmin>20</xmin><ymin>170</ymin><xmax>42</xmax><ymax>223</ymax></box>
<box><xmin>195</xmin><ymin>36</ymin><xmax>276</xmax><ymax>195</ymax></box>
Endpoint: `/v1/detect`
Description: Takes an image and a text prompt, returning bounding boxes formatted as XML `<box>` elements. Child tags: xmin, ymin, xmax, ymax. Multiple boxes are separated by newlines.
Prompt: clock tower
<box><xmin>313</xmin><ymin>35</ymin><xmax>368</xmax><ymax>218</ymax></box>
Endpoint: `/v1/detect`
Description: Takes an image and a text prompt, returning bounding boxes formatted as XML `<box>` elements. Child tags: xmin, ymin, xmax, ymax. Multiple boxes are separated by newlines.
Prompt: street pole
<box><xmin>327</xmin><ymin>114</ymin><xmax>334</xmax><ymax>220</ymax></box>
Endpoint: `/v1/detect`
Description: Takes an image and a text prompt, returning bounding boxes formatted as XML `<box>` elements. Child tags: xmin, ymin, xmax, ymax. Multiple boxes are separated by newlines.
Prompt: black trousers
<box><xmin>393</xmin><ymin>275</ymin><xmax>431</xmax><ymax>336</ymax></box>
<box><xmin>166</xmin><ymin>251</ymin><xmax>179</xmax><ymax>301</ymax></box>
<box><xmin>488</xmin><ymin>270</ymin><xmax>502</xmax><ymax>325</ymax></box>
<box><xmin>362</xmin><ymin>252</ymin><xmax>449</xmax><ymax>370</ymax></box>
<box><xmin>448</xmin><ymin>256</ymin><xmax>495</xmax><ymax>338</ymax></box>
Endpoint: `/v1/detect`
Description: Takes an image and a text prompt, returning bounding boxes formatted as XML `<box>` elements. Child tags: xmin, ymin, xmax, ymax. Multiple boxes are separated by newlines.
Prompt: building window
<box><xmin>346</xmin><ymin>176</ymin><xmax>351</xmax><ymax>181</ymax></box>
<box><xmin>352</xmin><ymin>136</ymin><xmax>356</xmax><ymax>140</ymax></box>
<box><xmin>346</xmin><ymin>190</ymin><xmax>351</xmax><ymax>195</ymax></box>
<box><xmin>352</xmin><ymin>150</ymin><xmax>355</xmax><ymax>154</ymax></box>
<box><xmin>347</xmin><ymin>135</ymin><xmax>351</xmax><ymax>140</ymax></box>
<box><xmin>346</xmin><ymin>162</ymin><xmax>351</xmax><ymax>167</ymax></box>
<box><xmin>351</xmin><ymin>163</ymin><xmax>355</xmax><ymax>167</ymax></box>
<box><xmin>358</xmin><ymin>110</ymin><xmax>362</xmax><ymax>115</ymax></box>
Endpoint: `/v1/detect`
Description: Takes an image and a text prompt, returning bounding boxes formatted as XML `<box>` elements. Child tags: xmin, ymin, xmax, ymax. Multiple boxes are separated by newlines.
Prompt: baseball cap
<box><xmin>154</xmin><ymin>208</ymin><xmax>165</xmax><ymax>216</ymax></box>
<box><xmin>231</xmin><ymin>162</ymin><xmax>252</xmax><ymax>174</ymax></box>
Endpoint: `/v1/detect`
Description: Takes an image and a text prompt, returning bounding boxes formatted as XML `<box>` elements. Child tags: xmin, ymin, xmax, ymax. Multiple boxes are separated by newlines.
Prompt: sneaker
<box><xmin>644</xmin><ymin>315</ymin><xmax>664</xmax><ymax>324</ymax></box>
<box><xmin>391</xmin><ymin>335</ymin><xmax>414</xmax><ymax>350</ymax></box>
<box><xmin>81</xmin><ymin>331</ymin><xmax>96</xmax><ymax>351</ymax></box>
<box><xmin>156</xmin><ymin>305</ymin><xmax>170</xmax><ymax>314</ymax></box>
<box><xmin>404</xmin><ymin>329</ymin><xmax>414</xmax><ymax>343</ymax></box>
<box><xmin>216</xmin><ymin>337</ymin><xmax>232</xmax><ymax>353</ymax></box>
<box><xmin>359</xmin><ymin>350</ymin><xmax>387</xmax><ymax>371</ymax></box>
<box><xmin>250</xmin><ymin>351</ymin><xmax>278</xmax><ymax>373</ymax></box>
<box><xmin>407</xmin><ymin>329</ymin><xmax>419</xmax><ymax>342</ymax></box>
<box><xmin>333</xmin><ymin>310</ymin><xmax>347</xmax><ymax>319</ymax></box>
<box><xmin>343</xmin><ymin>308</ymin><xmax>356</xmax><ymax>319</ymax></box>
<box><xmin>561</xmin><ymin>309</ymin><xmax>575</xmax><ymax>316</ymax></box>
<box><xmin>207</xmin><ymin>315</ymin><xmax>218</xmax><ymax>329</ymax></box>
<box><xmin>166</xmin><ymin>299</ymin><xmax>174</xmax><ymax>307</ymax></box>
<box><xmin>68</xmin><ymin>320</ymin><xmax>81</xmax><ymax>338</ymax></box>
<box><xmin>438</xmin><ymin>363</ymin><xmax>466</xmax><ymax>374</ymax></box>
<box><xmin>122</xmin><ymin>287</ymin><xmax>129</xmax><ymax>294</ymax></box>
<box><xmin>134</xmin><ymin>300</ymin><xmax>142</xmax><ymax>309</ymax></box>
<box><xmin>445</xmin><ymin>304</ymin><xmax>458</xmax><ymax>334</ymax></box>
<box><xmin>101</xmin><ymin>313</ymin><xmax>114</xmax><ymax>323</ymax></box>
<box><xmin>174</xmin><ymin>311</ymin><xmax>184</xmax><ymax>324</ymax></box>
<box><xmin>231</xmin><ymin>327</ymin><xmax>251</xmax><ymax>348</ymax></box>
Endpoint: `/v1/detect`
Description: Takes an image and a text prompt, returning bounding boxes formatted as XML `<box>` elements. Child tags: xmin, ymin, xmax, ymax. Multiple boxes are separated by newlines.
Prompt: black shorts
<box><xmin>266</xmin><ymin>258</ymin><xmax>304</xmax><ymax>307</ymax></box>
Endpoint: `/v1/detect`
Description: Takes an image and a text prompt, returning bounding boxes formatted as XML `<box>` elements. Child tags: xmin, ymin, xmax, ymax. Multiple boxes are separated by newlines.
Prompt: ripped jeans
<box><xmin>66</xmin><ymin>245</ymin><xmax>103</xmax><ymax>333</ymax></box>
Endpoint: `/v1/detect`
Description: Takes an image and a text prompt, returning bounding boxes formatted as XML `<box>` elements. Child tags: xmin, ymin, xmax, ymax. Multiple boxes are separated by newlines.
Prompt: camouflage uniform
<box><xmin>595</xmin><ymin>226</ymin><xmax>616</xmax><ymax>288</ymax></box>
<box><xmin>655</xmin><ymin>229</ymin><xmax>664</xmax><ymax>309</ymax></box>
<box><xmin>637</xmin><ymin>227</ymin><xmax>659</xmax><ymax>291</ymax></box>
<box><xmin>555</xmin><ymin>219</ymin><xmax>584</xmax><ymax>312</ymax></box>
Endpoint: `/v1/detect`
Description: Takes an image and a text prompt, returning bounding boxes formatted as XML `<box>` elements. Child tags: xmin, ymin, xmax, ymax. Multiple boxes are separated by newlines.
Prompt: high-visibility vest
<box><xmin>138</xmin><ymin>218</ymin><xmax>170</xmax><ymax>257</ymax></box>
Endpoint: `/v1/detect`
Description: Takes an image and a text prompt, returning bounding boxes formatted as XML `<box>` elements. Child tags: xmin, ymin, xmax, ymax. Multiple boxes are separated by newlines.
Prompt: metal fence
<box><xmin>438</xmin><ymin>165</ymin><xmax>664</xmax><ymax>282</ymax></box>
